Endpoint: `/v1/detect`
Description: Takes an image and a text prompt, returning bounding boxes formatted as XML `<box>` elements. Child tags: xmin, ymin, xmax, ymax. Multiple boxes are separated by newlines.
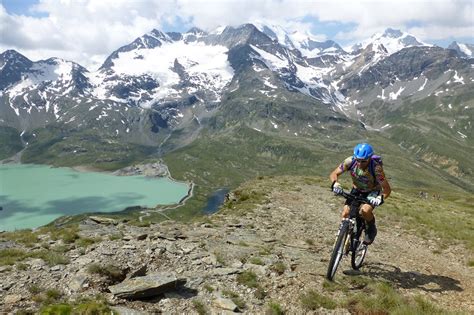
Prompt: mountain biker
<box><xmin>329</xmin><ymin>143</ymin><xmax>391</xmax><ymax>244</ymax></box>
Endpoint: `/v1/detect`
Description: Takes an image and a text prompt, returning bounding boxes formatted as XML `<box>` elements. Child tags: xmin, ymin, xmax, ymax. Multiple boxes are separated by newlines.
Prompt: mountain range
<box><xmin>1</xmin><ymin>23</ymin><xmax>473</xmax><ymax>195</ymax></box>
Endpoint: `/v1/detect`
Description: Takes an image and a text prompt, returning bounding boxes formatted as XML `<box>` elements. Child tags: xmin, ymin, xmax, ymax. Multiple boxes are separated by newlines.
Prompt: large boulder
<box><xmin>108</xmin><ymin>272</ymin><xmax>186</xmax><ymax>300</ymax></box>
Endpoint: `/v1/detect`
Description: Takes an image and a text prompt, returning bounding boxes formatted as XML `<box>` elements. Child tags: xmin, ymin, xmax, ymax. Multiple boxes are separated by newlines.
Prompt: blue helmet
<box><xmin>353</xmin><ymin>143</ymin><xmax>374</xmax><ymax>159</ymax></box>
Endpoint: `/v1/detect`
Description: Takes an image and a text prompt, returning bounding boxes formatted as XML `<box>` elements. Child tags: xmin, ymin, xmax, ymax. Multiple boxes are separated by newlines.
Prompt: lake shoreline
<box><xmin>0</xmin><ymin>161</ymin><xmax>194</xmax><ymax>231</ymax></box>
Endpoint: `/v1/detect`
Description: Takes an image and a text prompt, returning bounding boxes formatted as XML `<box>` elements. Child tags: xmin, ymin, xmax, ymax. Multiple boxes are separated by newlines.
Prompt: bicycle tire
<box><xmin>351</xmin><ymin>240</ymin><xmax>368</xmax><ymax>270</ymax></box>
<box><xmin>326</xmin><ymin>221</ymin><xmax>350</xmax><ymax>281</ymax></box>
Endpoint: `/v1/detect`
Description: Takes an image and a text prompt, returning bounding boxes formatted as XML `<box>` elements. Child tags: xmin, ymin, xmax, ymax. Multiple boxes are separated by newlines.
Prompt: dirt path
<box><xmin>263</xmin><ymin>180</ymin><xmax>473</xmax><ymax>313</ymax></box>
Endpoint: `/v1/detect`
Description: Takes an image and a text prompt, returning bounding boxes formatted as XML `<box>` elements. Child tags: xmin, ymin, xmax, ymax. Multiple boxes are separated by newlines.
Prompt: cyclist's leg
<box><xmin>341</xmin><ymin>205</ymin><xmax>350</xmax><ymax>218</ymax></box>
<box><xmin>360</xmin><ymin>203</ymin><xmax>377</xmax><ymax>244</ymax></box>
<box><xmin>359</xmin><ymin>203</ymin><xmax>374</xmax><ymax>221</ymax></box>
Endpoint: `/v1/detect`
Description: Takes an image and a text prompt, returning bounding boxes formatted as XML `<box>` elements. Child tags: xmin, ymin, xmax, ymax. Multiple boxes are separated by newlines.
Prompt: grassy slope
<box><xmin>21</xmin><ymin>126</ymin><xmax>156</xmax><ymax>171</ymax></box>
<box><xmin>0</xmin><ymin>126</ymin><xmax>23</xmax><ymax>159</ymax></box>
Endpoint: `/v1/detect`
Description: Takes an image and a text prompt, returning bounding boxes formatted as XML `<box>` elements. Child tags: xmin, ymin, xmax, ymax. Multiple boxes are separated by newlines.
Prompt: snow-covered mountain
<box><xmin>448</xmin><ymin>41</ymin><xmax>474</xmax><ymax>58</ymax></box>
<box><xmin>1</xmin><ymin>24</ymin><xmax>472</xmax><ymax>147</ymax></box>
<box><xmin>350</xmin><ymin>28</ymin><xmax>428</xmax><ymax>55</ymax></box>
<box><xmin>253</xmin><ymin>22</ymin><xmax>348</xmax><ymax>58</ymax></box>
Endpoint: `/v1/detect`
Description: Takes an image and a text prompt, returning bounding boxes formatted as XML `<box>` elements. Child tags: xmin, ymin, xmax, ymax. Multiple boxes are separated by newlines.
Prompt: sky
<box><xmin>1</xmin><ymin>0</ymin><xmax>473</xmax><ymax>70</ymax></box>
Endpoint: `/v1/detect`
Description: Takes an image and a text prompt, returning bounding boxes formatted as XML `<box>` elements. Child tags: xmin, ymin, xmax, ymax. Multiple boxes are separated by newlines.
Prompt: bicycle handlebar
<box><xmin>339</xmin><ymin>190</ymin><xmax>371</xmax><ymax>204</ymax></box>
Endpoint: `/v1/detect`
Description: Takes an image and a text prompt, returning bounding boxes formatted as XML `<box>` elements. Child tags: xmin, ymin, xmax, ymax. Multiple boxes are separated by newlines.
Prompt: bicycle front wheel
<box><xmin>351</xmin><ymin>240</ymin><xmax>368</xmax><ymax>270</ymax></box>
<box><xmin>326</xmin><ymin>221</ymin><xmax>350</xmax><ymax>281</ymax></box>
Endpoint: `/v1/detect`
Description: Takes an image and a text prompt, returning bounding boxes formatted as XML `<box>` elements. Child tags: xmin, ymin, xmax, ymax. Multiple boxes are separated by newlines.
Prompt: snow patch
<box><xmin>377</xmin><ymin>89</ymin><xmax>386</xmax><ymax>100</ymax></box>
<box><xmin>418</xmin><ymin>78</ymin><xmax>428</xmax><ymax>91</ymax></box>
<box><xmin>452</xmin><ymin>71</ymin><xmax>465</xmax><ymax>84</ymax></box>
<box><xmin>389</xmin><ymin>87</ymin><xmax>405</xmax><ymax>100</ymax></box>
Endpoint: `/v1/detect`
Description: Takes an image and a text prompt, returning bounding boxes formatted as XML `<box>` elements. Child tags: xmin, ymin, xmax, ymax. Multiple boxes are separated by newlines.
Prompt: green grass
<box><xmin>21</xmin><ymin>125</ymin><xmax>156</xmax><ymax>171</ymax></box>
<box><xmin>379</xmin><ymin>189</ymin><xmax>474</xmax><ymax>250</ymax></box>
<box><xmin>345</xmin><ymin>281</ymin><xmax>462</xmax><ymax>315</ymax></box>
<box><xmin>236</xmin><ymin>270</ymin><xmax>259</xmax><ymax>288</ymax></box>
<box><xmin>266</xmin><ymin>301</ymin><xmax>285</xmax><ymax>315</ymax></box>
<box><xmin>0</xmin><ymin>248</ymin><xmax>30</xmax><ymax>266</ymax></box>
<box><xmin>192</xmin><ymin>299</ymin><xmax>208</xmax><ymax>315</ymax></box>
<box><xmin>87</xmin><ymin>263</ymin><xmax>125</xmax><ymax>283</ymax></box>
<box><xmin>249</xmin><ymin>257</ymin><xmax>264</xmax><ymax>265</ymax></box>
<box><xmin>0</xmin><ymin>229</ymin><xmax>40</xmax><ymax>247</ymax></box>
<box><xmin>39</xmin><ymin>296</ymin><xmax>115</xmax><ymax>315</ymax></box>
<box><xmin>0</xmin><ymin>126</ymin><xmax>23</xmax><ymax>159</ymax></box>
<box><xmin>270</xmin><ymin>261</ymin><xmax>286</xmax><ymax>275</ymax></box>
<box><xmin>300</xmin><ymin>289</ymin><xmax>338</xmax><ymax>310</ymax></box>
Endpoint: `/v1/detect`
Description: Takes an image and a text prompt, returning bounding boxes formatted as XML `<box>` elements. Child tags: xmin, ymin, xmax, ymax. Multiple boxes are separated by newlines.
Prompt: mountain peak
<box><xmin>186</xmin><ymin>27</ymin><xmax>206</xmax><ymax>35</ymax></box>
<box><xmin>383</xmin><ymin>28</ymin><xmax>403</xmax><ymax>38</ymax></box>
<box><xmin>448</xmin><ymin>41</ymin><xmax>474</xmax><ymax>58</ymax></box>
<box><xmin>360</xmin><ymin>28</ymin><xmax>427</xmax><ymax>55</ymax></box>
<box><xmin>1</xmin><ymin>49</ymin><xmax>31</xmax><ymax>63</ymax></box>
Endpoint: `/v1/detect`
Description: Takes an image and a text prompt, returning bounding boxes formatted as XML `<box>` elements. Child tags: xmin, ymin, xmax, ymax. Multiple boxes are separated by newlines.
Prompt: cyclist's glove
<box><xmin>368</xmin><ymin>194</ymin><xmax>384</xmax><ymax>207</ymax></box>
<box><xmin>331</xmin><ymin>181</ymin><xmax>343</xmax><ymax>195</ymax></box>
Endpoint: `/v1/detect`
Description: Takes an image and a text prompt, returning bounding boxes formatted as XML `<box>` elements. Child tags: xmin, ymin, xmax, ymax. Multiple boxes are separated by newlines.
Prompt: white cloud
<box><xmin>0</xmin><ymin>0</ymin><xmax>472</xmax><ymax>70</ymax></box>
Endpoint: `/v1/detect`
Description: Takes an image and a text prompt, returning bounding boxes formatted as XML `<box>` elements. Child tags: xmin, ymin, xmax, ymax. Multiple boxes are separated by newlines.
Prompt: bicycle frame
<box><xmin>327</xmin><ymin>191</ymin><xmax>371</xmax><ymax>280</ymax></box>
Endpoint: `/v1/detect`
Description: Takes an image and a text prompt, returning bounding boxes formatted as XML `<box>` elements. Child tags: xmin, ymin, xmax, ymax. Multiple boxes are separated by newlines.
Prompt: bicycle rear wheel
<box><xmin>326</xmin><ymin>221</ymin><xmax>349</xmax><ymax>281</ymax></box>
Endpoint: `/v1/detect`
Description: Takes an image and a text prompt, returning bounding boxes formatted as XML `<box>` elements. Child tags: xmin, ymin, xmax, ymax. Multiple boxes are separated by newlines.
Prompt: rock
<box><xmin>111</xmin><ymin>306</ymin><xmax>150</xmax><ymax>315</ymax></box>
<box><xmin>1</xmin><ymin>282</ymin><xmax>14</xmax><ymax>290</ymax></box>
<box><xmin>122</xmin><ymin>244</ymin><xmax>136</xmax><ymax>250</ymax></box>
<box><xmin>127</xmin><ymin>264</ymin><xmax>147</xmax><ymax>279</ymax></box>
<box><xmin>244</xmin><ymin>264</ymin><xmax>267</xmax><ymax>276</ymax></box>
<box><xmin>0</xmin><ymin>266</ymin><xmax>10</xmax><ymax>273</ymax></box>
<box><xmin>202</xmin><ymin>255</ymin><xmax>218</xmax><ymax>266</ymax></box>
<box><xmin>226</xmin><ymin>223</ymin><xmax>243</xmax><ymax>228</ymax></box>
<box><xmin>108</xmin><ymin>272</ymin><xmax>186</xmax><ymax>300</ymax></box>
<box><xmin>69</xmin><ymin>273</ymin><xmax>89</xmax><ymax>292</ymax></box>
<box><xmin>180</xmin><ymin>243</ymin><xmax>197</xmax><ymax>254</ymax></box>
<box><xmin>136</xmin><ymin>234</ymin><xmax>148</xmax><ymax>241</ymax></box>
<box><xmin>209</xmin><ymin>268</ymin><xmax>241</xmax><ymax>276</ymax></box>
<box><xmin>50</xmin><ymin>265</ymin><xmax>63</xmax><ymax>272</ymax></box>
<box><xmin>230</xmin><ymin>260</ymin><xmax>243</xmax><ymax>269</ymax></box>
<box><xmin>89</xmin><ymin>216</ymin><xmax>118</xmax><ymax>225</ymax></box>
<box><xmin>213</xmin><ymin>296</ymin><xmax>238</xmax><ymax>311</ymax></box>
<box><xmin>4</xmin><ymin>294</ymin><xmax>22</xmax><ymax>304</ymax></box>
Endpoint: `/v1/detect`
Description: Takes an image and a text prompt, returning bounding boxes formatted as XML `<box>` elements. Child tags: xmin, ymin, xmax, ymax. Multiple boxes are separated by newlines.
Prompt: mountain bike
<box><xmin>326</xmin><ymin>191</ymin><xmax>372</xmax><ymax>281</ymax></box>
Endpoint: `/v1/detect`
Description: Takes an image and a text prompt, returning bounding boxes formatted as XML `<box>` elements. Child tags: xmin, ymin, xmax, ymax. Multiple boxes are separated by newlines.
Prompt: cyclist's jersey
<box><xmin>339</xmin><ymin>156</ymin><xmax>386</xmax><ymax>192</ymax></box>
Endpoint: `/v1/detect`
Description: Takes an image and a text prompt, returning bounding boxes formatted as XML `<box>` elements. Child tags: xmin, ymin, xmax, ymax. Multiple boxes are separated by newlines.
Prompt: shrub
<box><xmin>266</xmin><ymin>301</ymin><xmax>285</xmax><ymax>315</ymax></box>
<box><xmin>300</xmin><ymin>290</ymin><xmax>337</xmax><ymax>310</ymax></box>
<box><xmin>249</xmin><ymin>257</ymin><xmax>264</xmax><ymax>265</ymax></box>
<box><xmin>0</xmin><ymin>248</ymin><xmax>28</xmax><ymax>265</ymax></box>
<box><xmin>87</xmin><ymin>263</ymin><xmax>125</xmax><ymax>283</ymax></box>
<box><xmin>236</xmin><ymin>271</ymin><xmax>258</xmax><ymax>288</ymax></box>
<box><xmin>192</xmin><ymin>300</ymin><xmax>208</xmax><ymax>315</ymax></box>
<box><xmin>271</xmin><ymin>261</ymin><xmax>286</xmax><ymax>275</ymax></box>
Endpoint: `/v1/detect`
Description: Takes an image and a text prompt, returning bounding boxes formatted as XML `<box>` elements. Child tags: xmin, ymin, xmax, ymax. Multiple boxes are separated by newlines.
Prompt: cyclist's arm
<box><xmin>381</xmin><ymin>179</ymin><xmax>391</xmax><ymax>199</ymax></box>
<box><xmin>374</xmin><ymin>163</ymin><xmax>391</xmax><ymax>199</ymax></box>
<box><xmin>329</xmin><ymin>166</ymin><xmax>344</xmax><ymax>183</ymax></box>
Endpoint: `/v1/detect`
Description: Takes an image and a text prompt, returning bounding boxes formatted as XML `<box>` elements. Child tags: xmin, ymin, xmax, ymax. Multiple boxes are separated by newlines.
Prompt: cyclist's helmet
<box><xmin>353</xmin><ymin>143</ymin><xmax>374</xmax><ymax>159</ymax></box>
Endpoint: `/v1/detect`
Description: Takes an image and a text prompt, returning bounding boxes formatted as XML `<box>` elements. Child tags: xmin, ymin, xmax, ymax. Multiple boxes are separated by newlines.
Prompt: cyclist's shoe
<box><xmin>364</xmin><ymin>220</ymin><xmax>377</xmax><ymax>245</ymax></box>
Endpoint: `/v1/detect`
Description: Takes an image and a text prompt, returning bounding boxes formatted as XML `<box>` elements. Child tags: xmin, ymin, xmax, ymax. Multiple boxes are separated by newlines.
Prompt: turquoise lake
<box><xmin>0</xmin><ymin>164</ymin><xmax>190</xmax><ymax>231</ymax></box>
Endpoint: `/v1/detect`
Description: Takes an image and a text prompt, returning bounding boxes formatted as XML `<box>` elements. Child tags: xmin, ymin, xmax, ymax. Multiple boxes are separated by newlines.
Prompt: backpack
<box><xmin>349</xmin><ymin>155</ymin><xmax>383</xmax><ymax>184</ymax></box>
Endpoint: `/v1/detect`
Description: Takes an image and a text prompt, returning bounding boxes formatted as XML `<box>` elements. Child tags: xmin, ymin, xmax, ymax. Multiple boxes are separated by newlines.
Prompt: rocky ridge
<box><xmin>0</xmin><ymin>176</ymin><xmax>472</xmax><ymax>313</ymax></box>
